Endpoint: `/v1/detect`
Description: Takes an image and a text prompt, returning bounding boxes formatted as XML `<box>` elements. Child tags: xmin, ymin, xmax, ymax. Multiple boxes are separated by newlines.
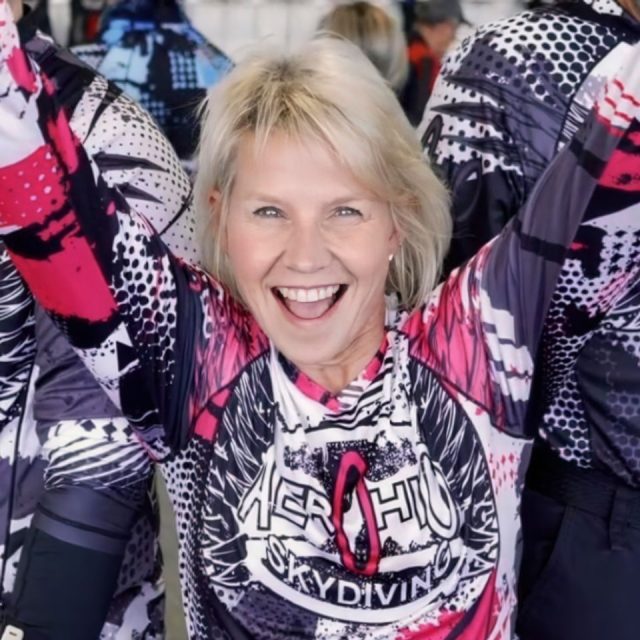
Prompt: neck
<box><xmin>294</xmin><ymin>323</ymin><xmax>385</xmax><ymax>395</ymax></box>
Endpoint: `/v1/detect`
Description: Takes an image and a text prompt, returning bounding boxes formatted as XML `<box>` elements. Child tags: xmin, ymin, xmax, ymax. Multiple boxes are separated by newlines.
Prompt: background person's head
<box><xmin>317</xmin><ymin>1</ymin><xmax>408</xmax><ymax>93</ymax></box>
<box><xmin>413</xmin><ymin>0</ymin><xmax>469</xmax><ymax>58</ymax></box>
<box><xmin>195</xmin><ymin>38</ymin><xmax>450</xmax><ymax>375</ymax></box>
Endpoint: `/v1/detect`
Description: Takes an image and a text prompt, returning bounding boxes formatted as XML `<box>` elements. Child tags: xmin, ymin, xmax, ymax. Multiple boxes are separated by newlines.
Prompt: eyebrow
<box><xmin>326</xmin><ymin>195</ymin><xmax>376</xmax><ymax>207</ymax></box>
<box><xmin>244</xmin><ymin>193</ymin><xmax>376</xmax><ymax>207</ymax></box>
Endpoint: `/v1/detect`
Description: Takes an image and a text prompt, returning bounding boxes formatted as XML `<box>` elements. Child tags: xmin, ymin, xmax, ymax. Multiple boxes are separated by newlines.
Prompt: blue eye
<box><xmin>253</xmin><ymin>206</ymin><xmax>283</xmax><ymax>218</ymax></box>
<box><xmin>334</xmin><ymin>206</ymin><xmax>363</xmax><ymax>218</ymax></box>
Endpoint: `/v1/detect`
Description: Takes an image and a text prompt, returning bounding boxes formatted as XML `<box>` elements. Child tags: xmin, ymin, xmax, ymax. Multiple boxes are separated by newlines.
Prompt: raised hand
<box><xmin>0</xmin><ymin>0</ymin><xmax>85</xmax><ymax>240</ymax></box>
<box><xmin>0</xmin><ymin>0</ymin><xmax>44</xmax><ymax>173</ymax></box>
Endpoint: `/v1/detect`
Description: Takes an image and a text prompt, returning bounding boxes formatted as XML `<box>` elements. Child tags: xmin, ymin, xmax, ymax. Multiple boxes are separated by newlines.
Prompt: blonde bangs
<box><xmin>194</xmin><ymin>37</ymin><xmax>451</xmax><ymax>310</ymax></box>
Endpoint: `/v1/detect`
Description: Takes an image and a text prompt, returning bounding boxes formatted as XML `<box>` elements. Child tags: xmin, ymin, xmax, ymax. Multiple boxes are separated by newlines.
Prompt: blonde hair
<box><xmin>317</xmin><ymin>2</ymin><xmax>408</xmax><ymax>92</ymax></box>
<box><xmin>195</xmin><ymin>37</ymin><xmax>451</xmax><ymax>311</ymax></box>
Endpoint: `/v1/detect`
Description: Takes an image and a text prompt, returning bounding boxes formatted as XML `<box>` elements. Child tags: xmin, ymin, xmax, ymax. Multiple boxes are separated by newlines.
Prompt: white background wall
<box><xmin>47</xmin><ymin>0</ymin><xmax>525</xmax><ymax>56</ymax></box>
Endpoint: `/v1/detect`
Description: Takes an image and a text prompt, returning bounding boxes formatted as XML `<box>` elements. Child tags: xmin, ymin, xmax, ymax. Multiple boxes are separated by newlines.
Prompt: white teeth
<box><xmin>277</xmin><ymin>285</ymin><xmax>340</xmax><ymax>303</ymax></box>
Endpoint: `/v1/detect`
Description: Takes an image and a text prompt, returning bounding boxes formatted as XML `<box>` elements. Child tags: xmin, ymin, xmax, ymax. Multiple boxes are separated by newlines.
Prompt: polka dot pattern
<box><xmin>422</xmin><ymin>0</ymin><xmax>640</xmax><ymax>485</ymax></box>
<box><xmin>73</xmin><ymin>75</ymin><xmax>199</xmax><ymax>263</ymax></box>
<box><xmin>540</xmin><ymin>221</ymin><xmax>640</xmax><ymax>482</ymax></box>
<box><xmin>423</xmin><ymin>4</ymin><xmax>632</xmax><ymax>183</ymax></box>
<box><xmin>0</xmin><ymin>34</ymin><xmax>200</xmax><ymax>640</ymax></box>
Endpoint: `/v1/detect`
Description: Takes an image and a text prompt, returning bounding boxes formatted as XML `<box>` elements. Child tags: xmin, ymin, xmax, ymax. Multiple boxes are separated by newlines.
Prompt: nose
<box><xmin>283</xmin><ymin>221</ymin><xmax>332</xmax><ymax>273</ymax></box>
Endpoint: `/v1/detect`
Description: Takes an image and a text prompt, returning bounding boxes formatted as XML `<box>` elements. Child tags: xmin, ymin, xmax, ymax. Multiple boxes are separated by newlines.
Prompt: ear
<box><xmin>389</xmin><ymin>225</ymin><xmax>404</xmax><ymax>257</ymax></box>
<box><xmin>208</xmin><ymin>188</ymin><xmax>222</xmax><ymax>212</ymax></box>
<box><xmin>208</xmin><ymin>189</ymin><xmax>227</xmax><ymax>252</ymax></box>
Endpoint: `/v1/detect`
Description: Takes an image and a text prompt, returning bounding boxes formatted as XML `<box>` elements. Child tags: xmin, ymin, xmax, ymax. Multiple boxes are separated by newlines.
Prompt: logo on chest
<box><xmin>199</xmin><ymin>367</ymin><xmax>500</xmax><ymax>624</ymax></box>
<box><xmin>235</xmin><ymin>436</ymin><xmax>467</xmax><ymax>623</ymax></box>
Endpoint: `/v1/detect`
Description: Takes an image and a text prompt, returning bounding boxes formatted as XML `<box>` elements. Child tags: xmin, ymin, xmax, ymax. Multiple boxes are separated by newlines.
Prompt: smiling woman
<box><xmin>194</xmin><ymin>41</ymin><xmax>450</xmax><ymax>391</ymax></box>
<box><xmin>210</xmin><ymin>133</ymin><xmax>418</xmax><ymax>391</ymax></box>
<box><xmin>1</xmin><ymin>5</ymin><xmax>640</xmax><ymax>637</ymax></box>
<box><xmin>195</xmin><ymin>40</ymin><xmax>450</xmax><ymax>312</ymax></box>
<box><xmin>222</xmin><ymin>133</ymin><xmax>398</xmax><ymax>392</ymax></box>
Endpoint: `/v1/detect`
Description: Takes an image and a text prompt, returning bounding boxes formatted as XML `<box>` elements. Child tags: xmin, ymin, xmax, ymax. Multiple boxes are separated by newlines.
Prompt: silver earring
<box><xmin>388</xmin><ymin>254</ymin><xmax>394</xmax><ymax>262</ymax></box>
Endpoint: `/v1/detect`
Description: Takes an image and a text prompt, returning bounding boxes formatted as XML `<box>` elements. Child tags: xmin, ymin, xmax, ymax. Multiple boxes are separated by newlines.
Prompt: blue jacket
<box><xmin>73</xmin><ymin>0</ymin><xmax>232</xmax><ymax>170</ymax></box>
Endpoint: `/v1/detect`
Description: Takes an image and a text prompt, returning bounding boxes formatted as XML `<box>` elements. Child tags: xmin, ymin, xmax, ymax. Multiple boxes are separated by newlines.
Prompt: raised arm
<box><xmin>0</xmin><ymin>18</ymin><xmax>266</xmax><ymax>630</ymax></box>
<box><xmin>0</xmin><ymin>39</ymin><xmax>209</xmax><ymax>638</ymax></box>
<box><xmin>0</xmin><ymin>1</ymin><xmax>243</xmax><ymax>458</ymax></box>
<box><xmin>419</xmin><ymin>31</ymin><xmax>563</xmax><ymax>274</ymax></box>
<box><xmin>416</xmin><ymin>46</ymin><xmax>640</xmax><ymax>437</ymax></box>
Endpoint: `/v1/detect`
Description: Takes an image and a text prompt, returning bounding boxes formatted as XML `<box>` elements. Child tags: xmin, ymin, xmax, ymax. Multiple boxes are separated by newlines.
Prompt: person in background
<box><xmin>400</xmin><ymin>0</ymin><xmax>469</xmax><ymax>125</ymax></box>
<box><xmin>2</xmin><ymin>1</ymin><xmax>640</xmax><ymax>636</ymax></box>
<box><xmin>73</xmin><ymin>0</ymin><xmax>232</xmax><ymax>175</ymax></box>
<box><xmin>0</xmin><ymin>1</ymin><xmax>199</xmax><ymax>638</ymax></box>
<box><xmin>68</xmin><ymin>0</ymin><xmax>105</xmax><ymax>45</ymax></box>
<box><xmin>420</xmin><ymin>1</ymin><xmax>640</xmax><ymax>639</ymax></box>
<box><xmin>317</xmin><ymin>1</ymin><xmax>408</xmax><ymax>95</ymax></box>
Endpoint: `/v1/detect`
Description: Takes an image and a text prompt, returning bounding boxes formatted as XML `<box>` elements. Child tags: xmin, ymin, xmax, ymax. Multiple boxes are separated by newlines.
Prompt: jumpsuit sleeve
<box><xmin>0</xmin><ymin>10</ymin><xmax>265</xmax><ymax>636</ymax></box>
<box><xmin>6</xmin><ymin>83</ymin><xmax>203</xmax><ymax>640</ymax></box>
<box><xmin>419</xmin><ymin>32</ymin><xmax>556</xmax><ymax>275</ymax></box>
<box><xmin>0</xmin><ymin>10</ymin><xmax>206</xmax><ymax>639</ymax></box>
<box><xmin>0</xmin><ymin>2</ymin><xmax>218</xmax><ymax>458</ymax></box>
<box><xmin>414</xmin><ymin>45</ymin><xmax>640</xmax><ymax>439</ymax></box>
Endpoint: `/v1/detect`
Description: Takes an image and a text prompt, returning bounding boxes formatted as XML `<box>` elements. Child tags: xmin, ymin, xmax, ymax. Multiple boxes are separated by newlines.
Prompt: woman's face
<box><xmin>222</xmin><ymin>132</ymin><xmax>401</xmax><ymax>377</ymax></box>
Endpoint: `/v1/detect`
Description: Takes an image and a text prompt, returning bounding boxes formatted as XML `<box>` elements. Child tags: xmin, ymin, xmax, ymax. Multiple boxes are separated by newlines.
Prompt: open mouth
<box><xmin>273</xmin><ymin>285</ymin><xmax>348</xmax><ymax>320</ymax></box>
